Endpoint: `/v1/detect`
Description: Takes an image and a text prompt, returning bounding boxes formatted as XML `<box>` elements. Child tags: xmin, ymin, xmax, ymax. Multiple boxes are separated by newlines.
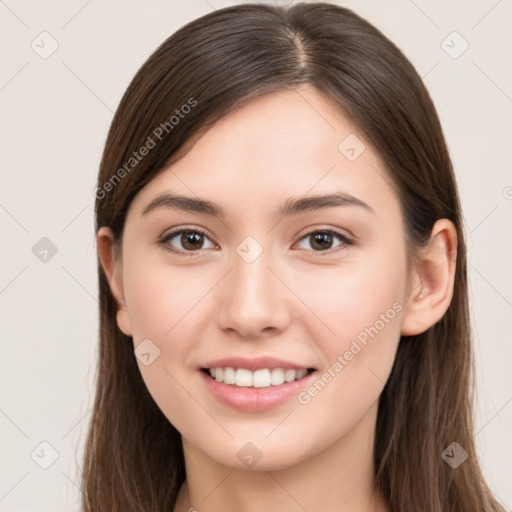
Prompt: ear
<box><xmin>96</xmin><ymin>226</ymin><xmax>133</xmax><ymax>337</ymax></box>
<box><xmin>401</xmin><ymin>219</ymin><xmax>457</xmax><ymax>336</ymax></box>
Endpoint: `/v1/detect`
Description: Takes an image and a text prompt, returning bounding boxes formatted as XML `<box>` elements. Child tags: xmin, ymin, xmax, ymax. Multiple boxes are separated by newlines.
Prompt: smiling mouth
<box><xmin>200</xmin><ymin>367</ymin><xmax>316</xmax><ymax>388</ymax></box>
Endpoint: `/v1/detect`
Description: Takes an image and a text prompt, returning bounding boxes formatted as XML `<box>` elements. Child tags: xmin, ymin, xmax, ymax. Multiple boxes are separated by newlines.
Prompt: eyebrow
<box><xmin>141</xmin><ymin>192</ymin><xmax>374</xmax><ymax>218</ymax></box>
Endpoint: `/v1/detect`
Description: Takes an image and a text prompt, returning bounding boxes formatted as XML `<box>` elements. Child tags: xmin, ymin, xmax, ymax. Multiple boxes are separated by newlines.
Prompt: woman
<box><xmin>84</xmin><ymin>2</ymin><xmax>506</xmax><ymax>511</ymax></box>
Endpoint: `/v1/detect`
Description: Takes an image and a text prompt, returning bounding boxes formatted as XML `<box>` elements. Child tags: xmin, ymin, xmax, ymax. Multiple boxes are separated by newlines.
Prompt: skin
<box><xmin>97</xmin><ymin>85</ymin><xmax>457</xmax><ymax>512</ymax></box>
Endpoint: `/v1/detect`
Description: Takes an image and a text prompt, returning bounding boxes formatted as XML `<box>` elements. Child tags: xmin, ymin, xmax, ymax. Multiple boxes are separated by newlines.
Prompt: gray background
<box><xmin>1</xmin><ymin>0</ymin><xmax>511</xmax><ymax>510</ymax></box>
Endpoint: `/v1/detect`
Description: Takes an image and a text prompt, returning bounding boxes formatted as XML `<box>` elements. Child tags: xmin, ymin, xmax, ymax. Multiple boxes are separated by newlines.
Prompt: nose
<box><xmin>215</xmin><ymin>249</ymin><xmax>291</xmax><ymax>340</ymax></box>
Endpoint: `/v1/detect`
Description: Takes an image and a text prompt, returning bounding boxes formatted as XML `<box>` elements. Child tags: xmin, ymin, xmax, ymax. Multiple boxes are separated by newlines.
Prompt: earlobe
<box><xmin>96</xmin><ymin>227</ymin><xmax>133</xmax><ymax>337</ymax></box>
<box><xmin>401</xmin><ymin>219</ymin><xmax>457</xmax><ymax>336</ymax></box>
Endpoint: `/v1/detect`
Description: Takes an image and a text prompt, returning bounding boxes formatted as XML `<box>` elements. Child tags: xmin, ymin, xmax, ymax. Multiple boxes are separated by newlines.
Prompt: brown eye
<box><xmin>296</xmin><ymin>230</ymin><xmax>353</xmax><ymax>253</ymax></box>
<box><xmin>309</xmin><ymin>232</ymin><xmax>335</xmax><ymax>250</ymax></box>
<box><xmin>160</xmin><ymin>228</ymin><xmax>215</xmax><ymax>253</ymax></box>
<box><xmin>180</xmin><ymin>230</ymin><xmax>205</xmax><ymax>250</ymax></box>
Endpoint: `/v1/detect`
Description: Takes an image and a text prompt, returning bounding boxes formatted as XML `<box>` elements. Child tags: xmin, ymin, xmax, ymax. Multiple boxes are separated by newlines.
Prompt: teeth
<box><xmin>235</xmin><ymin>368</ymin><xmax>253</xmax><ymax>387</ymax></box>
<box><xmin>223</xmin><ymin>367</ymin><xmax>236</xmax><ymax>385</ymax></box>
<box><xmin>296</xmin><ymin>368</ymin><xmax>308</xmax><ymax>379</ymax></box>
<box><xmin>284</xmin><ymin>369</ymin><xmax>296</xmax><ymax>382</ymax></box>
<box><xmin>206</xmin><ymin>367</ymin><xmax>310</xmax><ymax>388</ymax></box>
<box><xmin>253</xmin><ymin>369</ymin><xmax>271</xmax><ymax>388</ymax></box>
<box><xmin>270</xmin><ymin>368</ymin><xmax>285</xmax><ymax>385</ymax></box>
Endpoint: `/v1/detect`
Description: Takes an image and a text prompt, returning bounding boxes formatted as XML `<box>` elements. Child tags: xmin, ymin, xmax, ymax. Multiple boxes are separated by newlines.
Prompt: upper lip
<box><xmin>202</xmin><ymin>356</ymin><xmax>314</xmax><ymax>372</ymax></box>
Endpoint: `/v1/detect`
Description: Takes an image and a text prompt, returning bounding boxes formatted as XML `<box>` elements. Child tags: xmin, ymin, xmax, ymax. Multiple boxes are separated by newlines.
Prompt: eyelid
<box><xmin>294</xmin><ymin>224</ymin><xmax>354</xmax><ymax>241</ymax></box>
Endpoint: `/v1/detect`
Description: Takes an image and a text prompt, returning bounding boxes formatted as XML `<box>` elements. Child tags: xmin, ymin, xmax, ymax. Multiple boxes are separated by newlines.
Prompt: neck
<box><xmin>173</xmin><ymin>402</ymin><xmax>389</xmax><ymax>512</ymax></box>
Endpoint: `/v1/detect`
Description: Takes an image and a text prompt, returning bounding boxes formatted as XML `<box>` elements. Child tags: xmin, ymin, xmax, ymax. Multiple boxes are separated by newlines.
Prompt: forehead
<box><xmin>129</xmin><ymin>86</ymin><xmax>399</xmax><ymax>222</ymax></box>
<box><xmin>176</xmin><ymin>87</ymin><xmax>363</xmax><ymax>175</ymax></box>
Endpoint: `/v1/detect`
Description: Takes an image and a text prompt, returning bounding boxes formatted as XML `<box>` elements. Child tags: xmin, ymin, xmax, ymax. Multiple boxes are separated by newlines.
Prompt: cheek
<box><xmin>122</xmin><ymin>262</ymin><xmax>207</xmax><ymax>431</ymax></box>
<box><xmin>295</xmin><ymin>248</ymin><xmax>407</xmax><ymax>344</ymax></box>
<box><xmin>124</xmin><ymin>257</ymin><xmax>208</xmax><ymax>344</ymax></box>
<box><xmin>292</xmin><ymin>249</ymin><xmax>406</xmax><ymax>407</ymax></box>
<box><xmin>122</xmin><ymin>257</ymin><xmax>214</xmax><ymax>416</ymax></box>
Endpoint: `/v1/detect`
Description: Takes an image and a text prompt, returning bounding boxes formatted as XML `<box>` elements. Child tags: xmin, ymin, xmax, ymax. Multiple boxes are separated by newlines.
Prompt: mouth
<box><xmin>198</xmin><ymin>356</ymin><xmax>318</xmax><ymax>411</ymax></box>
<box><xmin>199</xmin><ymin>365</ymin><xmax>318</xmax><ymax>411</ymax></box>
<box><xmin>200</xmin><ymin>367</ymin><xmax>316</xmax><ymax>388</ymax></box>
<box><xmin>198</xmin><ymin>366</ymin><xmax>318</xmax><ymax>412</ymax></box>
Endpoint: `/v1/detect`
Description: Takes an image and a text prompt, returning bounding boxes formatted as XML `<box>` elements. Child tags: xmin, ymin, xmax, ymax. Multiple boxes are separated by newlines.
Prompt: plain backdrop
<box><xmin>1</xmin><ymin>1</ymin><xmax>511</xmax><ymax>510</ymax></box>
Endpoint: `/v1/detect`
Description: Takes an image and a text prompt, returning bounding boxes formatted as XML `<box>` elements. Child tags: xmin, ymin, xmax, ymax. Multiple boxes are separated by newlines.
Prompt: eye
<box><xmin>158</xmin><ymin>227</ymin><xmax>353</xmax><ymax>257</ymax></box>
<box><xmin>295</xmin><ymin>229</ymin><xmax>353</xmax><ymax>254</ymax></box>
<box><xmin>159</xmin><ymin>228</ymin><xmax>216</xmax><ymax>255</ymax></box>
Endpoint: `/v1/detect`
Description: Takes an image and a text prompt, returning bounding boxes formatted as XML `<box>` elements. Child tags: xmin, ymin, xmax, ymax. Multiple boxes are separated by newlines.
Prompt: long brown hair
<box><xmin>83</xmin><ymin>3</ymin><xmax>505</xmax><ymax>511</ymax></box>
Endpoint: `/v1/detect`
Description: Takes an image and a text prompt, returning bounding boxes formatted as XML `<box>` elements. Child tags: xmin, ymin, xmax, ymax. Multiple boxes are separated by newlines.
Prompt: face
<box><xmin>105</xmin><ymin>86</ymin><xmax>412</xmax><ymax>471</ymax></box>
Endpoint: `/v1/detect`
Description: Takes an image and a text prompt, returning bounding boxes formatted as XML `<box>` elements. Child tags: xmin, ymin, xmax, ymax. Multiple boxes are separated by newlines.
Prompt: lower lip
<box><xmin>199</xmin><ymin>370</ymin><xmax>316</xmax><ymax>412</ymax></box>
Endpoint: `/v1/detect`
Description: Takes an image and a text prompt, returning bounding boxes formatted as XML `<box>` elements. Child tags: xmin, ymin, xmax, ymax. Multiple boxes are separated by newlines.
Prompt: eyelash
<box><xmin>158</xmin><ymin>226</ymin><xmax>354</xmax><ymax>257</ymax></box>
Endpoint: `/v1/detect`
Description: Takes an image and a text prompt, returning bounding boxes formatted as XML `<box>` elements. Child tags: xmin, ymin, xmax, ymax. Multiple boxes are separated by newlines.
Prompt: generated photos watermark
<box><xmin>297</xmin><ymin>301</ymin><xmax>403</xmax><ymax>405</ymax></box>
<box><xmin>94</xmin><ymin>97</ymin><xmax>198</xmax><ymax>200</ymax></box>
